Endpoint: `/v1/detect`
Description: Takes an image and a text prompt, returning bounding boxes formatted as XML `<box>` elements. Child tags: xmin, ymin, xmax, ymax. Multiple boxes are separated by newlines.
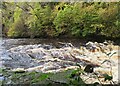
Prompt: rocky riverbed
<box><xmin>0</xmin><ymin>39</ymin><xmax>120</xmax><ymax>84</ymax></box>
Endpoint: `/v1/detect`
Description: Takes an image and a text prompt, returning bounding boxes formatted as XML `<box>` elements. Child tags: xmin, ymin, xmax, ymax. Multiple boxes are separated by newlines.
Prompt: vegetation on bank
<box><xmin>2</xmin><ymin>2</ymin><xmax>120</xmax><ymax>39</ymax></box>
<box><xmin>2</xmin><ymin>65</ymin><xmax>114</xmax><ymax>85</ymax></box>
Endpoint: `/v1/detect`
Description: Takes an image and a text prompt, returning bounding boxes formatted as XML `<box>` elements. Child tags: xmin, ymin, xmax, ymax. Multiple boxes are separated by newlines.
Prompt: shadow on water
<box><xmin>2</xmin><ymin>37</ymin><xmax>120</xmax><ymax>49</ymax></box>
<box><xmin>2</xmin><ymin>38</ymin><xmax>87</xmax><ymax>49</ymax></box>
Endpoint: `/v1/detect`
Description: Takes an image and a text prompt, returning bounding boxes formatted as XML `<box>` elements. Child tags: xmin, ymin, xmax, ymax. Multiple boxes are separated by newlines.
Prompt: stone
<box><xmin>12</xmin><ymin>68</ymin><xmax>26</xmax><ymax>73</ymax></box>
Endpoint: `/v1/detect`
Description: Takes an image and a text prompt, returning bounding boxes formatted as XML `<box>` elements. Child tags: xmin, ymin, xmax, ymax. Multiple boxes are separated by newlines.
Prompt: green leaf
<box><xmin>39</xmin><ymin>74</ymin><xmax>49</xmax><ymax>80</ymax></box>
<box><xmin>103</xmin><ymin>74</ymin><xmax>113</xmax><ymax>81</ymax></box>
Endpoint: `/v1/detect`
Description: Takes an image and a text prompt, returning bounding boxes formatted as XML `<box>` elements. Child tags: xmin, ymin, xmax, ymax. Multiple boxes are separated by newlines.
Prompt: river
<box><xmin>1</xmin><ymin>38</ymin><xmax>88</xmax><ymax>49</ymax></box>
<box><xmin>1</xmin><ymin>38</ymin><xmax>90</xmax><ymax>70</ymax></box>
<box><xmin>0</xmin><ymin>38</ymin><xmax>87</xmax><ymax>81</ymax></box>
<box><xmin>0</xmin><ymin>38</ymin><xmax>119</xmax><ymax>84</ymax></box>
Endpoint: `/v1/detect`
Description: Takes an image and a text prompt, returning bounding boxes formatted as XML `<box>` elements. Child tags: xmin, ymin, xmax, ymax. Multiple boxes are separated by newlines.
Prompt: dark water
<box><xmin>2</xmin><ymin>38</ymin><xmax>88</xmax><ymax>49</ymax></box>
<box><xmin>2</xmin><ymin>38</ymin><xmax>119</xmax><ymax>49</ymax></box>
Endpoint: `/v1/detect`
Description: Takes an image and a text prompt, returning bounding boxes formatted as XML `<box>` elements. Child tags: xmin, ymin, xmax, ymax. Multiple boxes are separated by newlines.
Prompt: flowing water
<box><xmin>0</xmin><ymin>38</ymin><xmax>119</xmax><ymax>84</ymax></box>
<box><xmin>1</xmin><ymin>38</ymin><xmax>87</xmax><ymax>49</ymax></box>
<box><xmin>1</xmin><ymin>38</ymin><xmax>91</xmax><ymax>70</ymax></box>
<box><xmin>0</xmin><ymin>38</ymin><xmax>87</xmax><ymax>81</ymax></box>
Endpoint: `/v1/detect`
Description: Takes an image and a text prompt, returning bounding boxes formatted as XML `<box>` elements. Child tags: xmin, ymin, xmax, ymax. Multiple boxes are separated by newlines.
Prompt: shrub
<box><xmin>7</xmin><ymin>18</ymin><xmax>27</xmax><ymax>38</ymax></box>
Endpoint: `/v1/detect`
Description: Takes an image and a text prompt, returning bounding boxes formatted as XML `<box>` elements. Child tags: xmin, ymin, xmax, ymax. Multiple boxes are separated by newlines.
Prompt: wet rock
<box><xmin>26</xmin><ymin>48</ymin><xmax>48</xmax><ymax>59</ymax></box>
<box><xmin>12</xmin><ymin>68</ymin><xmax>26</xmax><ymax>73</ymax></box>
<box><xmin>42</xmin><ymin>44</ymin><xmax>54</xmax><ymax>49</ymax></box>
<box><xmin>58</xmin><ymin>42</ymin><xmax>74</xmax><ymax>48</ymax></box>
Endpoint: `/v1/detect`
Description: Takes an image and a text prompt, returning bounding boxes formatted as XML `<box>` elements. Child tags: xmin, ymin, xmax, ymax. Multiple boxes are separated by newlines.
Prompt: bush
<box><xmin>3</xmin><ymin>2</ymin><xmax>120</xmax><ymax>39</ymax></box>
<box><xmin>54</xmin><ymin>4</ymin><xmax>74</xmax><ymax>37</ymax></box>
<box><xmin>53</xmin><ymin>3</ymin><xmax>100</xmax><ymax>37</ymax></box>
<box><xmin>27</xmin><ymin>3</ymin><xmax>57</xmax><ymax>38</ymax></box>
<box><xmin>7</xmin><ymin>18</ymin><xmax>27</xmax><ymax>38</ymax></box>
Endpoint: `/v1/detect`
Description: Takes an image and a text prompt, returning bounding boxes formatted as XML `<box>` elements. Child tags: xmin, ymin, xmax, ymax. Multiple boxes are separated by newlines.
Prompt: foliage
<box><xmin>7</xmin><ymin>17</ymin><xmax>27</xmax><ymax>38</ymax></box>
<box><xmin>2</xmin><ymin>2</ymin><xmax>120</xmax><ymax>39</ymax></box>
<box><xmin>7</xmin><ymin>4</ymin><xmax>29</xmax><ymax>38</ymax></box>
<box><xmin>103</xmin><ymin>74</ymin><xmax>113</xmax><ymax>81</ymax></box>
<box><xmin>54</xmin><ymin>4</ymin><xmax>74</xmax><ymax>37</ymax></box>
<box><xmin>27</xmin><ymin>3</ymin><xmax>57</xmax><ymax>38</ymax></box>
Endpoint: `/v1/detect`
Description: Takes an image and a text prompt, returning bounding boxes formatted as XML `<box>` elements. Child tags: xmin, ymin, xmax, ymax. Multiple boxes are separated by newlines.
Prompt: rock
<box><xmin>58</xmin><ymin>42</ymin><xmax>74</xmax><ymax>48</ymax></box>
<box><xmin>26</xmin><ymin>48</ymin><xmax>48</xmax><ymax>59</ymax></box>
<box><xmin>84</xmin><ymin>64</ymin><xmax>94</xmax><ymax>73</ymax></box>
<box><xmin>26</xmin><ymin>62</ymin><xmax>60</xmax><ymax>73</ymax></box>
<box><xmin>12</xmin><ymin>68</ymin><xmax>26</xmax><ymax>73</ymax></box>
